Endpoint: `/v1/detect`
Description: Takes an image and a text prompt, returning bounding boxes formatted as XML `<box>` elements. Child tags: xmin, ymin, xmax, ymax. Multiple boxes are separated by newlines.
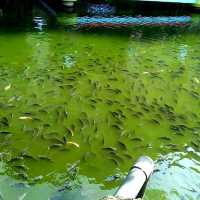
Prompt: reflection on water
<box><xmin>77</xmin><ymin>16</ymin><xmax>192</xmax><ymax>27</ymax></box>
<box><xmin>33</xmin><ymin>16</ymin><xmax>47</xmax><ymax>31</ymax></box>
<box><xmin>146</xmin><ymin>152</ymin><xmax>200</xmax><ymax>200</ymax></box>
<box><xmin>0</xmin><ymin>13</ymin><xmax>200</xmax><ymax>200</ymax></box>
<box><xmin>179</xmin><ymin>44</ymin><xmax>188</xmax><ymax>63</ymax></box>
<box><xmin>0</xmin><ymin>173</ymin><xmax>114</xmax><ymax>200</ymax></box>
<box><xmin>0</xmin><ymin>152</ymin><xmax>199</xmax><ymax>199</ymax></box>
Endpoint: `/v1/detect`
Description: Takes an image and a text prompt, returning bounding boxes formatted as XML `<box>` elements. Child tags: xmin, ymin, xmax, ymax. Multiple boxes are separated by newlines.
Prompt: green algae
<box><xmin>0</xmin><ymin>17</ymin><xmax>200</xmax><ymax>199</ymax></box>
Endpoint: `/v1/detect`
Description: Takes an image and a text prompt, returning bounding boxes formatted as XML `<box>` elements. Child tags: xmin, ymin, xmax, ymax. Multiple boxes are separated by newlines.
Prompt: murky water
<box><xmin>0</xmin><ymin>12</ymin><xmax>200</xmax><ymax>200</ymax></box>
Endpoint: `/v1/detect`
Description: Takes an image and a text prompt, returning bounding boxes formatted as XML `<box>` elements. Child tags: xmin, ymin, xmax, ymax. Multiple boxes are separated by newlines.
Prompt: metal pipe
<box><xmin>114</xmin><ymin>156</ymin><xmax>154</xmax><ymax>199</ymax></box>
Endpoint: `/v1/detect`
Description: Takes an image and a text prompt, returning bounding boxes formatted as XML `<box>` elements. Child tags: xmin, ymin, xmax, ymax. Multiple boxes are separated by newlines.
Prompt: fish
<box><xmin>191</xmin><ymin>141</ymin><xmax>199</xmax><ymax>148</ymax></box>
<box><xmin>108</xmin><ymin>151</ymin><xmax>124</xmax><ymax>163</ymax></box>
<box><xmin>105</xmin><ymin>174</ymin><xmax>121</xmax><ymax>182</ymax></box>
<box><xmin>0</xmin><ymin>103</ymin><xmax>13</xmax><ymax>110</ymax></box>
<box><xmin>175</xmin><ymin>132</ymin><xmax>184</xmax><ymax>136</ymax></box>
<box><xmin>8</xmin><ymin>95</ymin><xmax>21</xmax><ymax>103</ymax></box>
<box><xmin>19</xmin><ymin>116</ymin><xmax>32</xmax><ymax>120</ymax></box>
<box><xmin>15</xmin><ymin>172</ymin><xmax>28</xmax><ymax>180</ymax></box>
<box><xmin>38</xmin><ymin>109</ymin><xmax>48</xmax><ymax>114</ymax></box>
<box><xmin>120</xmin><ymin>130</ymin><xmax>128</xmax><ymax>137</ymax></box>
<box><xmin>89</xmin><ymin>104</ymin><xmax>96</xmax><ymax>109</ymax></box>
<box><xmin>67</xmin><ymin>160</ymin><xmax>80</xmax><ymax>174</ymax></box>
<box><xmin>131</xmin><ymin>137</ymin><xmax>143</xmax><ymax>142</ymax></box>
<box><xmin>110</xmin><ymin>111</ymin><xmax>120</xmax><ymax>119</ymax></box>
<box><xmin>132</xmin><ymin>112</ymin><xmax>143</xmax><ymax>118</ymax></box>
<box><xmin>177</xmin><ymin>114</ymin><xmax>187</xmax><ymax>122</ymax></box>
<box><xmin>190</xmin><ymin>91</ymin><xmax>199</xmax><ymax>99</ymax></box>
<box><xmin>123</xmin><ymin>153</ymin><xmax>133</xmax><ymax>160</ymax></box>
<box><xmin>8</xmin><ymin>156</ymin><xmax>23</xmax><ymax>163</ymax></box>
<box><xmin>89</xmin><ymin>99</ymin><xmax>97</xmax><ymax>104</ymax></box>
<box><xmin>48</xmin><ymin>143</ymin><xmax>63</xmax><ymax>149</ymax></box>
<box><xmin>66</xmin><ymin>128</ymin><xmax>74</xmax><ymax>137</ymax></box>
<box><xmin>101</xmin><ymin>137</ymin><xmax>105</xmax><ymax>146</ymax></box>
<box><xmin>32</xmin><ymin>117</ymin><xmax>42</xmax><ymax>122</ymax></box>
<box><xmin>193</xmin><ymin>77</ymin><xmax>200</xmax><ymax>84</ymax></box>
<box><xmin>45</xmin><ymin>90</ymin><xmax>56</xmax><ymax>95</ymax></box>
<box><xmin>0</xmin><ymin>131</ymin><xmax>11</xmax><ymax>135</ymax></box>
<box><xmin>62</xmin><ymin>135</ymin><xmax>67</xmax><ymax>145</ymax></box>
<box><xmin>165</xmin><ymin>143</ymin><xmax>177</xmax><ymax>148</ymax></box>
<box><xmin>63</xmin><ymin>110</ymin><xmax>69</xmax><ymax>119</ymax></box>
<box><xmin>108</xmin><ymin>158</ymin><xmax>120</xmax><ymax>167</ymax></box>
<box><xmin>108</xmin><ymin>77</ymin><xmax>118</xmax><ymax>81</ymax></box>
<box><xmin>154</xmin><ymin>113</ymin><xmax>162</xmax><ymax>120</ymax></box>
<box><xmin>170</xmin><ymin>147</ymin><xmax>180</xmax><ymax>151</ymax></box>
<box><xmin>102</xmin><ymin>147</ymin><xmax>117</xmax><ymax>152</ymax></box>
<box><xmin>77</xmin><ymin>119</ymin><xmax>86</xmax><ymax>129</ymax></box>
<box><xmin>54</xmin><ymin>78</ymin><xmax>63</xmax><ymax>83</ymax></box>
<box><xmin>63</xmin><ymin>84</ymin><xmax>74</xmax><ymax>89</ymax></box>
<box><xmin>105</xmin><ymin>99</ymin><xmax>114</xmax><ymax>105</ymax></box>
<box><xmin>67</xmin><ymin>141</ymin><xmax>80</xmax><ymax>148</ymax></box>
<box><xmin>135</xmin><ymin>96</ymin><xmax>140</xmax><ymax>102</ymax></box>
<box><xmin>112</xmin><ymin>124</ymin><xmax>123</xmax><ymax>131</ymax></box>
<box><xmin>164</xmin><ymin>104</ymin><xmax>174</xmax><ymax>111</ymax></box>
<box><xmin>32</xmin><ymin>175</ymin><xmax>43</xmax><ymax>182</ymax></box>
<box><xmin>13</xmin><ymin>164</ymin><xmax>28</xmax><ymax>171</ymax></box>
<box><xmin>0</xmin><ymin>117</ymin><xmax>9</xmax><ymax>126</ymax></box>
<box><xmin>37</xmin><ymin>155</ymin><xmax>53</xmax><ymax>162</ymax></box>
<box><xmin>142</xmin><ymin>106</ymin><xmax>150</xmax><ymax>112</ymax></box>
<box><xmin>158</xmin><ymin>136</ymin><xmax>172</xmax><ymax>141</ymax></box>
<box><xmin>66</xmin><ymin>76</ymin><xmax>76</xmax><ymax>81</ymax></box>
<box><xmin>171</xmin><ymin>124</ymin><xmax>189</xmax><ymax>132</ymax></box>
<box><xmin>106</xmin><ymin>88</ymin><xmax>121</xmax><ymax>94</ymax></box>
<box><xmin>46</xmin><ymin>136</ymin><xmax>65</xmax><ymax>145</ymax></box>
<box><xmin>31</xmin><ymin>103</ymin><xmax>41</xmax><ymax>107</ymax></box>
<box><xmin>191</xmin><ymin>113</ymin><xmax>198</xmax><ymax>119</ymax></box>
<box><xmin>149</xmin><ymin>119</ymin><xmax>160</xmax><ymax>125</ymax></box>
<box><xmin>4</xmin><ymin>84</ymin><xmax>11</xmax><ymax>91</ymax></box>
<box><xmin>94</xmin><ymin>125</ymin><xmax>98</xmax><ymax>133</ymax></box>
<box><xmin>21</xmin><ymin>153</ymin><xmax>36</xmax><ymax>161</ymax></box>
<box><xmin>117</xmin><ymin>141</ymin><xmax>127</xmax><ymax>151</ymax></box>
<box><xmin>43</xmin><ymin>123</ymin><xmax>51</xmax><ymax>128</ymax></box>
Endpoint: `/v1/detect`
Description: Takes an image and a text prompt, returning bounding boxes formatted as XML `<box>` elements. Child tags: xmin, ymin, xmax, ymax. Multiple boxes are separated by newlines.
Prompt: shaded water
<box><xmin>0</xmin><ymin>13</ymin><xmax>200</xmax><ymax>200</ymax></box>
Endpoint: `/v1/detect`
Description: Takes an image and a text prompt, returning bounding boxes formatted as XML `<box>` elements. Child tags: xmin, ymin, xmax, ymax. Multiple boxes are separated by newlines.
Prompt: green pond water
<box><xmin>0</xmin><ymin>13</ymin><xmax>200</xmax><ymax>200</ymax></box>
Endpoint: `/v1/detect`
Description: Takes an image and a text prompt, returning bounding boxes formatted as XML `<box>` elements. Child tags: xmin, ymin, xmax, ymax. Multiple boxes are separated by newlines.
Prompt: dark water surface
<box><xmin>0</xmin><ymin>13</ymin><xmax>200</xmax><ymax>200</ymax></box>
